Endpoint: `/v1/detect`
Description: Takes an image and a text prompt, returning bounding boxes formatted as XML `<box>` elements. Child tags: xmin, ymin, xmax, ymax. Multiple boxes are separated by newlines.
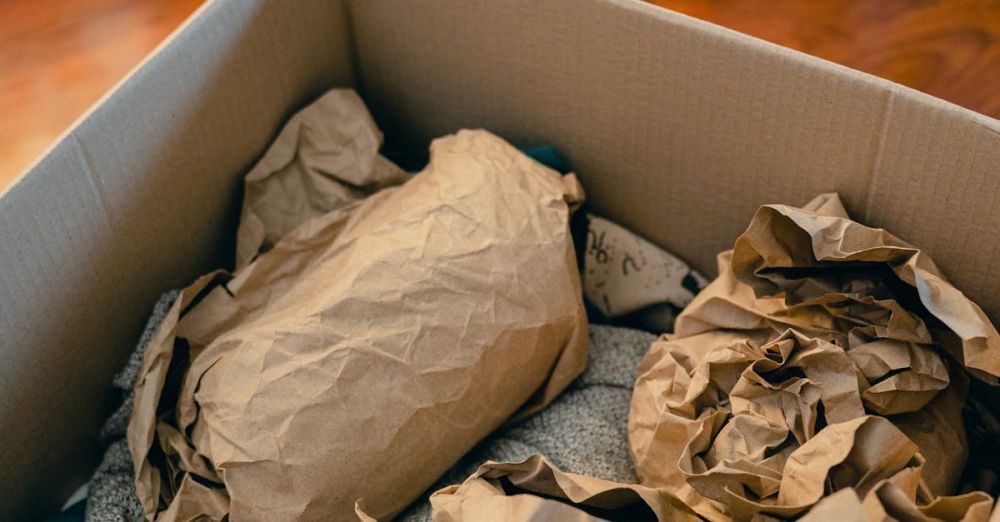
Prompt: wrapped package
<box><xmin>628</xmin><ymin>193</ymin><xmax>1000</xmax><ymax>520</ymax></box>
<box><xmin>128</xmin><ymin>114</ymin><xmax>589</xmax><ymax>519</ymax></box>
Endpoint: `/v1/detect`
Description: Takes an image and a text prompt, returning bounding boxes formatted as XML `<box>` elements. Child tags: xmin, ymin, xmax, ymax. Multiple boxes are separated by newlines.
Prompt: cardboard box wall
<box><xmin>0</xmin><ymin>0</ymin><xmax>997</xmax><ymax>519</ymax></box>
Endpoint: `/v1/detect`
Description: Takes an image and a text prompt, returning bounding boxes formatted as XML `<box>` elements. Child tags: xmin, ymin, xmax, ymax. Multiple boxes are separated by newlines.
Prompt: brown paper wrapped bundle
<box><xmin>128</xmin><ymin>128</ymin><xmax>588</xmax><ymax>521</ymax></box>
<box><xmin>629</xmin><ymin>193</ymin><xmax>1000</xmax><ymax>520</ymax></box>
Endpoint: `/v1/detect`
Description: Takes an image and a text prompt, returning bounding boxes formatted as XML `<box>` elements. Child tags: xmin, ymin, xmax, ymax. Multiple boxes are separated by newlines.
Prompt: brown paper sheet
<box><xmin>235</xmin><ymin>89</ymin><xmax>409</xmax><ymax>268</ymax></box>
<box><xmin>800</xmin><ymin>483</ymin><xmax>994</xmax><ymax>522</ymax></box>
<box><xmin>128</xmin><ymin>271</ymin><xmax>230</xmax><ymax>521</ymax></box>
<box><xmin>629</xmin><ymin>328</ymin><xmax>944</xmax><ymax>519</ymax></box>
<box><xmin>626</xmin><ymin>193</ymin><xmax>998</xmax><ymax>520</ymax></box>
<box><xmin>424</xmin><ymin>455</ymin><xmax>700</xmax><ymax>522</ymax></box>
<box><xmin>730</xmin><ymin>192</ymin><xmax>1000</xmax><ymax>384</ymax></box>
<box><xmin>431</xmin><ymin>440</ymin><xmax>994</xmax><ymax>522</ymax></box>
<box><xmin>128</xmin><ymin>128</ymin><xmax>588</xmax><ymax>521</ymax></box>
<box><xmin>866</xmin><ymin>484</ymin><xmax>994</xmax><ymax>522</ymax></box>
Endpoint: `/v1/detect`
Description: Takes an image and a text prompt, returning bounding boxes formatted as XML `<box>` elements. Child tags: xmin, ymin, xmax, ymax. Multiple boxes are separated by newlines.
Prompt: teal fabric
<box><xmin>522</xmin><ymin>145</ymin><xmax>572</xmax><ymax>174</ymax></box>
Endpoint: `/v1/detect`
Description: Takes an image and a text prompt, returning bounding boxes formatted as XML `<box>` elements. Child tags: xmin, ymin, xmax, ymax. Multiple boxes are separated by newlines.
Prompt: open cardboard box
<box><xmin>2</xmin><ymin>0</ymin><xmax>998</xmax><ymax>519</ymax></box>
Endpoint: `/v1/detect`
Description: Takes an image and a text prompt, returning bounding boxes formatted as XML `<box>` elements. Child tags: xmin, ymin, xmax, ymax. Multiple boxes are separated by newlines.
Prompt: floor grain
<box><xmin>0</xmin><ymin>0</ymin><xmax>997</xmax><ymax>190</ymax></box>
<box><xmin>0</xmin><ymin>0</ymin><xmax>203</xmax><ymax>189</ymax></box>
<box><xmin>650</xmin><ymin>0</ymin><xmax>1000</xmax><ymax>117</ymax></box>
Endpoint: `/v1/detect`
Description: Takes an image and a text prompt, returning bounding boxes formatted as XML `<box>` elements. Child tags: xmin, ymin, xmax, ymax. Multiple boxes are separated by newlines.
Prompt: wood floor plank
<box><xmin>650</xmin><ymin>0</ymin><xmax>1000</xmax><ymax>118</ymax></box>
<box><xmin>1</xmin><ymin>0</ymin><xmax>997</xmax><ymax>191</ymax></box>
<box><xmin>0</xmin><ymin>0</ymin><xmax>204</xmax><ymax>189</ymax></box>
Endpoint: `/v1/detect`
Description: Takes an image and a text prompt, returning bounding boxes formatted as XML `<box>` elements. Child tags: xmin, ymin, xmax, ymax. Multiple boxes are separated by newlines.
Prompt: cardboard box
<box><xmin>1</xmin><ymin>0</ymin><xmax>997</xmax><ymax>518</ymax></box>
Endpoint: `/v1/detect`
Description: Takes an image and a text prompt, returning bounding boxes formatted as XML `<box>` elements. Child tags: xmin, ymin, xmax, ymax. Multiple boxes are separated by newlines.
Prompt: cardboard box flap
<box><xmin>0</xmin><ymin>0</ymin><xmax>354</xmax><ymax>518</ymax></box>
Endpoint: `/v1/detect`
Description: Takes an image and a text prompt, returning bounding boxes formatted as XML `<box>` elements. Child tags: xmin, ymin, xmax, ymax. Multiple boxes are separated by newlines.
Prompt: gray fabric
<box><xmin>397</xmin><ymin>324</ymin><xmax>656</xmax><ymax>521</ymax></box>
<box><xmin>84</xmin><ymin>293</ymin><xmax>653</xmax><ymax>522</ymax></box>
<box><xmin>85</xmin><ymin>291</ymin><xmax>178</xmax><ymax>522</ymax></box>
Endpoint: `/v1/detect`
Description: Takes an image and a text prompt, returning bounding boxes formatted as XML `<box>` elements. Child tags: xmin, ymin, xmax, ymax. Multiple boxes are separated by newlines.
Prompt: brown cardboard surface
<box><xmin>1</xmin><ymin>0</ymin><xmax>998</xmax><ymax>518</ymax></box>
<box><xmin>351</xmin><ymin>0</ymin><xmax>1000</xmax><ymax>315</ymax></box>
<box><xmin>0</xmin><ymin>1</ymin><xmax>355</xmax><ymax>518</ymax></box>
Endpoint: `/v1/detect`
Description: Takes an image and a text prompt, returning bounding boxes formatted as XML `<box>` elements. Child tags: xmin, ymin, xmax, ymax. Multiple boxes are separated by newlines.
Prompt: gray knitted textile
<box><xmin>86</xmin><ymin>291</ymin><xmax>178</xmax><ymax>522</ymax></box>
<box><xmin>397</xmin><ymin>324</ymin><xmax>655</xmax><ymax>521</ymax></box>
<box><xmin>85</xmin><ymin>295</ymin><xmax>653</xmax><ymax>522</ymax></box>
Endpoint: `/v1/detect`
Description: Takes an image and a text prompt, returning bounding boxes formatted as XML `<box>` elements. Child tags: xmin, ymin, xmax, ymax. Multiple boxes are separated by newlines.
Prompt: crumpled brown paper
<box><xmin>627</xmin><ymin>193</ymin><xmax>999</xmax><ymax>520</ymax></box>
<box><xmin>235</xmin><ymin>89</ymin><xmax>409</xmax><ymax>268</ymax></box>
<box><xmin>424</xmin><ymin>412</ymin><xmax>991</xmax><ymax>522</ymax></box>
<box><xmin>421</xmin><ymin>455</ymin><xmax>700</xmax><ymax>522</ymax></box>
<box><xmin>799</xmin><ymin>484</ymin><xmax>994</xmax><ymax>522</ymax></box>
<box><xmin>128</xmin><ymin>128</ymin><xmax>589</xmax><ymax>521</ymax></box>
<box><xmin>729</xmin><ymin>192</ymin><xmax>1000</xmax><ymax>384</ymax></box>
<box><xmin>628</xmin><ymin>329</ymin><xmax>966</xmax><ymax>520</ymax></box>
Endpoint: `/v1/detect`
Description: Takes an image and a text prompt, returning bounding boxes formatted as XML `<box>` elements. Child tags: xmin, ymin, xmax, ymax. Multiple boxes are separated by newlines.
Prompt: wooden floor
<box><xmin>0</xmin><ymin>0</ymin><xmax>203</xmax><ymax>190</ymax></box>
<box><xmin>650</xmin><ymin>0</ymin><xmax>1000</xmax><ymax>117</ymax></box>
<box><xmin>0</xmin><ymin>0</ymin><xmax>997</xmax><ymax>191</ymax></box>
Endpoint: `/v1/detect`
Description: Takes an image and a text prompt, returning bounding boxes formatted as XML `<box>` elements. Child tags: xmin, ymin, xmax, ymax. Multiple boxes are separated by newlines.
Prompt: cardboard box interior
<box><xmin>1</xmin><ymin>0</ymin><xmax>997</xmax><ymax>518</ymax></box>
